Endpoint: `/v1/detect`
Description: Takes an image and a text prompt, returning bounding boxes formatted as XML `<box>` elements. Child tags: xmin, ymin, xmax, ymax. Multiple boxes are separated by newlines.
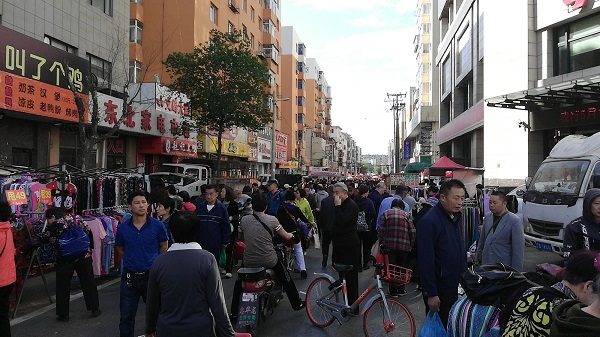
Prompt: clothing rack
<box><xmin>12</xmin><ymin>212</ymin><xmax>53</xmax><ymax>318</ymax></box>
<box><xmin>82</xmin><ymin>205</ymin><xmax>129</xmax><ymax>215</ymax></box>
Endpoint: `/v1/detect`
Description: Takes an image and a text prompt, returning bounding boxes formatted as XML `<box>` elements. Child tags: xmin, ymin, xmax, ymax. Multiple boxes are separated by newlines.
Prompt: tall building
<box><xmin>434</xmin><ymin>0</ymin><xmax>529</xmax><ymax>187</ymax></box>
<box><xmin>281</xmin><ymin>26</ymin><xmax>333</xmax><ymax>174</ymax></box>
<box><xmin>0</xmin><ymin>0</ymin><xmax>138</xmax><ymax>169</ymax></box>
<box><xmin>487</xmin><ymin>1</ymin><xmax>600</xmax><ymax>176</ymax></box>
<box><xmin>405</xmin><ymin>0</ymin><xmax>440</xmax><ymax>168</ymax></box>
<box><xmin>131</xmin><ymin>0</ymin><xmax>283</xmax><ymax>175</ymax></box>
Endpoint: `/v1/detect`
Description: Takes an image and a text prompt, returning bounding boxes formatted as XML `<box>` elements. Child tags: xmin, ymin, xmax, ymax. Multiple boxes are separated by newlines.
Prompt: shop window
<box><xmin>12</xmin><ymin>148</ymin><xmax>31</xmax><ymax>167</ymax></box>
<box><xmin>555</xmin><ymin>14</ymin><xmax>600</xmax><ymax>75</ymax></box>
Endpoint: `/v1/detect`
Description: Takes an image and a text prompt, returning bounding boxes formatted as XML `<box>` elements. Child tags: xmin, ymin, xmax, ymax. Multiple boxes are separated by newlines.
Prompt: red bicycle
<box><xmin>305</xmin><ymin>252</ymin><xmax>416</xmax><ymax>337</ymax></box>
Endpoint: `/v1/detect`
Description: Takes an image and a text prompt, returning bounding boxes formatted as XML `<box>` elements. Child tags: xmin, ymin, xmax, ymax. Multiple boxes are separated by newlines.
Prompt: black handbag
<box><xmin>460</xmin><ymin>263</ymin><xmax>530</xmax><ymax>307</ymax></box>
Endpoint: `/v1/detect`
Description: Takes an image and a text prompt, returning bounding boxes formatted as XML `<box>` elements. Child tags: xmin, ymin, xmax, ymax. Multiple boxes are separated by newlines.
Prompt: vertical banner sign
<box><xmin>403</xmin><ymin>141</ymin><xmax>412</xmax><ymax>160</ymax></box>
<box><xmin>5</xmin><ymin>190</ymin><xmax>27</xmax><ymax>206</ymax></box>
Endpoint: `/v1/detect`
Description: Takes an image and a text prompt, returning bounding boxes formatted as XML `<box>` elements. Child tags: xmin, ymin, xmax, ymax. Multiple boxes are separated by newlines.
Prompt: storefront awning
<box><xmin>404</xmin><ymin>162</ymin><xmax>430</xmax><ymax>173</ymax></box>
<box><xmin>486</xmin><ymin>76</ymin><xmax>600</xmax><ymax>112</ymax></box>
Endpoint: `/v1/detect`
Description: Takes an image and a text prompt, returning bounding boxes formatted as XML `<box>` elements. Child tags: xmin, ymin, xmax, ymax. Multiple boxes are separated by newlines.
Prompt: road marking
<box><xmin>10</xmin><ymin>277</ymin><xmax>121</xmax><ymax>326</ymax></box>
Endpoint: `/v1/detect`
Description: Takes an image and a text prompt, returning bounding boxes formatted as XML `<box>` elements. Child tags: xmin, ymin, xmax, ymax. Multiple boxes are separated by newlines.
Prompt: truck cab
<box><xmin>149</xmin><ymin>163</ymin><xmax>211</xmax><ymax>199</ymax></box>
<box><xmin>523</xmin><ymin>133</ymin><xmax>600</xmax><ymax>254</ymax></box>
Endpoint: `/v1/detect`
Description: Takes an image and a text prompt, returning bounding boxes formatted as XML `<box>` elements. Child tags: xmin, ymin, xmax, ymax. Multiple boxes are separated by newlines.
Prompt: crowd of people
<box><xmin>3</xmin><ymin>176</ymin><xmax>600</xmax><ymax>337</ymax></box>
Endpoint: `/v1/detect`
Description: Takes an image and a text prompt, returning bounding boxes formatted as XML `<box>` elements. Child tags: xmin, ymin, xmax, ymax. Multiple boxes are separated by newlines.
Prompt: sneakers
<box><xmin>300</xmin><ymin>270</ymin><xmax>308</xmax><ymax>279</ymax></box>
<box><xmin>293</xmin><ymin>301</ymin><xmax>306</xmax><ymax>311</ymax></box>
<box><xmin>398</xmin><ymin>290</ymin><xmax>408</xmax><ymax>296</ymax></box>
<box><xmin>224</xmin><ymin>272</ymin><xmax>233</xmax><ymax>279</ymax></box>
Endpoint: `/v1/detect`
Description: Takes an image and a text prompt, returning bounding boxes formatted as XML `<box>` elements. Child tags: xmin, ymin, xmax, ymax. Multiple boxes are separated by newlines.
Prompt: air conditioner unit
<box><xmin>257</xmin><ymin>51</ymin><xmax>266</xmax><ymax>59</ymax></box>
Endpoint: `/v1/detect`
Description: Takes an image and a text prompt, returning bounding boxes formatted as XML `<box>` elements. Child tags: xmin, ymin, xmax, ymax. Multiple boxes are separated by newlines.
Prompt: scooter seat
<box><xmin>237</xmin><ymin>267</ymin><xmax>266</xmax><ymax>281</ymax></box>
<box><xmin>333</xmin><ymin>263</ymin><xmax>354</xmax><ymax>273</ymax></box>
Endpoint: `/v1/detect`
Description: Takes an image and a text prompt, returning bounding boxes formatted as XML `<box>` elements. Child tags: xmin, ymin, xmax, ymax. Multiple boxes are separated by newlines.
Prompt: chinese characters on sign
<box><xmin>559</xmin><ymin>107</ymin><xmax>597</xmax><ymax>124</ymax></box>
<box><xmin>5</xmin><ymin>190</ymin><xmax>27</xmax><ymax>206</ymax></box>
<box><xmin>275</xmin><ymin>132</ymin><xmax>288</xmax><ymax>165</ymax></box>
<box><xmin>39</xmin><ymin>188</ymin><xmax>52</xmax><ymax>204</ymax></box>
<box><xmin>0</xmin><ymin>70</ymin><xmax>88</xmax><ymax>122</ymax></box>
<box><xmin>137</xmin><ymin>137</ymin><xmax>198</xmax><ymax>158</ymax></box>
<box><xmin>0</xmin><ymin>26</ymin><xmax>89</xmax><ymax>93</ymax></box>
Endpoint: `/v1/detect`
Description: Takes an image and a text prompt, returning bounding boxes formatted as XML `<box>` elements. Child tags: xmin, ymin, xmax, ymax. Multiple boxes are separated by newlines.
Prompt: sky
<box><xmin>281</xmin><ymin>0</ymin><xmax>418</xmax><ymax>155</ymax></box>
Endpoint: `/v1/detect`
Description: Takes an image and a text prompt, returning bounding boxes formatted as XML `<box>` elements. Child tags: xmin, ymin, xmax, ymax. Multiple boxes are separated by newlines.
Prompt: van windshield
<box><xmin>529</xmin><ymin>160</ymin><xmax>590</xmax><ymax>195</ymax></box>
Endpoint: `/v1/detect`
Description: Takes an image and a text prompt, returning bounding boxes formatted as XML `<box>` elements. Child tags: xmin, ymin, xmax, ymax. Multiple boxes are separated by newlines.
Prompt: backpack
<box><xmin>460</xmin><ymin>263</ymin><xmax>531</xmax><ymax>307</ymax></box>
<box><xmin>356</xmin><ymin>211</ymin><xmax>369</xmax><ymax>231</ymax></box>
<box><xmin>58</xmin><ymin>226</ymin><xmax>90</xmax><ymax>261</ymax></box>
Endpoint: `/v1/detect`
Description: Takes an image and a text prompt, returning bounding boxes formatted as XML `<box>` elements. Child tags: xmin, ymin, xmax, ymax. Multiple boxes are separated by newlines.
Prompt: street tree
<box><xmin>163</xmin><ymin>29</ymin><xmax>272</xmax><ymax>177</ymax></box>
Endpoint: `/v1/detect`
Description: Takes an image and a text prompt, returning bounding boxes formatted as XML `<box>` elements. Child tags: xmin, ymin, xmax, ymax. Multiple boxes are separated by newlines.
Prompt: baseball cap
<box><xmin>283</xmin><ymin>184</ymin><xmax>291</xmax><ymax>189</ymax></box>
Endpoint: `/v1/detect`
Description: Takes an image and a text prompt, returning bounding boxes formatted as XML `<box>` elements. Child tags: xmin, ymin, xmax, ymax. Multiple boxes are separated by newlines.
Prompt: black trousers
<box><xmin>321</xmin><ymin>230</ymin><xmax>332</xmax><ymax>258</ymax></box>
<box><xmin>332</xmin><ymin>235</ymin><xmax>360</xmax><ymax>307</ymax></box>
<box><xmin>357</xmin><ymin>231</ymin><xmax>371</xmax><ymax>265</ymax></box>
<box><xmin>55</xmin><ymin>257</ymin><xmax>99</xmax><ymax>316</ymax></box>
<box><xmin>0</xmin><ymin>283</ymin><xmax>13</xmax><ymax>337</ymax></box>
<box><xmin>387</xmin><ymin>250</ymin><xmax>409</xmax><ymax>293</ymax></box>
<box><xmin>231</xmin><ymin>256</ymin><xmax>302</xmax><ymax>317</ymax></box>
<box><xmin>423</xmin><ymin>292</ymin><xmax>458</xmax><ymax>329</ymax></box>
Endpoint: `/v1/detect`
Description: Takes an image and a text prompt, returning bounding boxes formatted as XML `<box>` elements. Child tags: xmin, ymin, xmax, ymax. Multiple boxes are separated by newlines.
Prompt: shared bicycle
<box><xmin>305</xmin><ymin>252</ymin><xmax>416</xmax><ymax>337</ymax></box>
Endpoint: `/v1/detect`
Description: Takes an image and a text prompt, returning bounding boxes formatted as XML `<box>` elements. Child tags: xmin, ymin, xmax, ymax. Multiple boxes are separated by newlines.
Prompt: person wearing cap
<box><xmin>266</xmin><ymin>179</ymin><xmax>286</xmax><ymax>217</ymax></box>
<box><xmin>331</xmin><ymin>182</ymin><xmax>360</xmax><ymax>311</ymax></box>
<box><xmin>376</xmin><ymin>185</ymin><xmax>411</xmax><ymax>231</ymax></box>
<box><xmin>283</xmin><ymin>183</ymin><xmax>292</xmax><ymax>190</ymax></box>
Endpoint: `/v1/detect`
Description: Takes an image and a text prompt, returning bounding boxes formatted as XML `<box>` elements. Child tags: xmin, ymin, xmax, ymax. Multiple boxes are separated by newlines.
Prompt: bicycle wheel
<box><xmin>305</xmin><ymin>277</ymin><xmax>338</xmax><ymax>327</ymax></box>
<box><xmin>363</xmin><ymin>297</ymin><xmax>415</xmax><ymax>337</ymax></box>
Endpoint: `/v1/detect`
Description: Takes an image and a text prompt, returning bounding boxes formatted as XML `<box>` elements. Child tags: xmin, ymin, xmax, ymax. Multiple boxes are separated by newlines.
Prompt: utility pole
<box><xmin>387</xmin><ymin>93</ymin><xmax>406</xmax><ymax>173</ymax></box>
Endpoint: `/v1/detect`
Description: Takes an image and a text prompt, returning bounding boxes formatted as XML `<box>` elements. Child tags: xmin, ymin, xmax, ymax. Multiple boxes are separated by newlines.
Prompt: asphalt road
<box><xmin>9</xmin><ymin>244</ymin><xmax>562</xmax><ymax>337</ymax></box>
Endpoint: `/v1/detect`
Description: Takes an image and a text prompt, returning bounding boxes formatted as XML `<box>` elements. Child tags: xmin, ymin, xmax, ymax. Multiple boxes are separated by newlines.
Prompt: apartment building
<box><xmin>404</xmin><ymin>0</ymin><xmax>440</xmax><ymax>168</ymax></box>
<box><xmin>434</xmin><ymin>0</ymin><xmax>530</xmax><ymax>186</ymax></box>
<box><xmin>0</xmin><ymin>0</ymin><xmax>135</xmax><ymax>169</ymax></box>
<box><xmin>131</xmin><ymin>0</ymin><xmax>282</xmax><ymax>174</ymax></box>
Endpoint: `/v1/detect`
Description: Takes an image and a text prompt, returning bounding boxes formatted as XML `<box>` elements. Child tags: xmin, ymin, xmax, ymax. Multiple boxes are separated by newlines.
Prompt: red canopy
<box><xmin>430</xmin><ymin>156</ymin><xmax>465</xmax><ymax>169</ymax></box>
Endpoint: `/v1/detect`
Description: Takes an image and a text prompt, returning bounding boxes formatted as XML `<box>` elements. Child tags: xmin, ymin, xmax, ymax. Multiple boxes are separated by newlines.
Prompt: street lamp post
<box><xmin>271</xmin><ymin>97</ymin><xmax>290</xmax><ymax>179</ymax></box>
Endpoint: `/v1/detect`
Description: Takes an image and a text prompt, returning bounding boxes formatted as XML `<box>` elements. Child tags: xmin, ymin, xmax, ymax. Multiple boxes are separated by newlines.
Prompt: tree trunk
<box><xmin>215</xmin><ymin>129</ymin><xmax>223</xmax><ymax>178</ymax></box>
<box><xmin>79</xmin><ymin>140</ymin><xmax>93</xmax><ymax>171</ymax></box>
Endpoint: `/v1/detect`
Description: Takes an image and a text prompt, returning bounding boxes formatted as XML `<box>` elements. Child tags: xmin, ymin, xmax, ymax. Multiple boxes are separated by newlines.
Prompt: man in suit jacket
<box><xmin>475</xmin><ymin>191</ymin><xmax>525</xmax><ymax>271</ymax></box>
<box><xmin>145</xmin><ymin>212</ymin><xmax>234</xmax><ymax>337</ymax></box>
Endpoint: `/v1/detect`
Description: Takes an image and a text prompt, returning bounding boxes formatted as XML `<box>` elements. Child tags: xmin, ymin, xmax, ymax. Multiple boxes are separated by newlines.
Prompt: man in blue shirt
<box><xmin>265</xmin><ymin>179</ymin><xmax>285</xmax><ymax>216</ymax></box>
<box><xmin>376</xmin><ymin>185</ymin><xmax>411</xmax><ymax>230</ymax></box>
<box><xmin>115</xmin><ymin>191</ymin><xmax>168</xmax><ymax>337</ymax></box>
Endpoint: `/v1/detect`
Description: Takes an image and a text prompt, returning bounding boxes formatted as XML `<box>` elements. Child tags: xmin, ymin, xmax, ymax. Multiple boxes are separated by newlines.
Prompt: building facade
<box><xmin>434</xmin><ymin>0</ymin><xmax>530</xmax><ymax>186</ymax></box>
<box><xmin>404</xmin><ymin>0</ymin><xmax>440</xmax><ymax>168</ymax></box>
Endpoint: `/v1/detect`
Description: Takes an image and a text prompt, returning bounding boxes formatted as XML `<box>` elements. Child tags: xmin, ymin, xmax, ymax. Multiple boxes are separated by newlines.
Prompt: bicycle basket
<box><xmin>375</xmin><ymin>254</ymin><xmax>413</xmax><ymax>286</ymax></box>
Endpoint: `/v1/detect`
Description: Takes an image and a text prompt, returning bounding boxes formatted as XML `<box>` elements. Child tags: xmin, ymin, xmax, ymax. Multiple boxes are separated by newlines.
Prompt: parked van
<box><xmin>523</xmin><ymin>133</ymin><xmax>600</xmax><ymax>254</ymax></box>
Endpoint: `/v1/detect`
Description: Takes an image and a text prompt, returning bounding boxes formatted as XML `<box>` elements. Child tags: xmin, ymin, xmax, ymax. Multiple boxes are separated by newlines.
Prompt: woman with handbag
<box><xmin>277</xmin><ymin>190</ymin><xmax>310</xmax><ymax>279</ymax></box>
<box><xmin>44</xmin><ymin>207</ymin><xmax>100</xmax><ymax>322</ymax></box>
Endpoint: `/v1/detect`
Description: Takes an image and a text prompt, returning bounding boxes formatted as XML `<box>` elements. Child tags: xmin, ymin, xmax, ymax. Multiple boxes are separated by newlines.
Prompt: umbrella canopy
<box><xmin>430</xmin><ymin>156</ymin><xmax>465</xmax><ymax>169</ymax></box>
<box><xmin>404</xmin><ymin>162</ymin><xmax>430</xmax><ymax>173</ymax></box>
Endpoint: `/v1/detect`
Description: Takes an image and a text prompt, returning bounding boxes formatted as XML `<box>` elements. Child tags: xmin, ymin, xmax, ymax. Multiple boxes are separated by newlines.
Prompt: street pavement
<box><xmin>9</xmin><ymin>244</ymin><xmax>562</xmax><ymax>337</ymax></box>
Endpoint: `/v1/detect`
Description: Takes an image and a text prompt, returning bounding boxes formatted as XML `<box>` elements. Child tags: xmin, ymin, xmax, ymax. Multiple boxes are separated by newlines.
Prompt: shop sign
<box><xmin>530</xmin><ymin>103</ymin><xmax>600</xmax><ymax>130</ymax></box>
<box><xmin>275</xmin><ymin>131</ymin><xmax>288</xmax><ymax>147</ymax></box>
<box><xmin>202</xmin><ymin>135</ymin><xmax>250</xmax><ymax>158</ymax></box>
<box><xmin>248</xmin><ymin>131</ymin><xmax>258</xmax><ymax>162</ymax></box>
<box><xmin>387</xmin><ymin>174</ymin><xmax>420</xmax><ymax>187</ymax></box>
<box><xmin>0</xmin><ymin>26</ymin><xmax>89</xmax><ymax>93</ymax></box>
<box><xmin>0</xmin><ymin>70</ymin><xmax>88</xmax><ymax>122</ymax></box>
<box><xmin>420</xmin><ymin>122</ymin><xmax>433</xmax><ymax>155</ymax></box>
<box><xmin>279</xmin><ymin>160</ymin><xmax>299</xmax><ymax>169</ymax></box>
<box><xmin>137</xmin><ymin>137</ymin><xmax>198</xmax><ymax>158</ymax></box>
<box><xmin>275</xmin><ymin>131</ymin><xmax>288</xmax><ymax>164</ymax></box>
<box><xmin>248</xmin><ymin>146</ymin><xmax>258</xmax><ymax>162</ymax></box>
<box><xmin>403</xmin><ymin>141</ymin><xmax>412</xmax><ymax>160</ymax></box>
<box><xmin>96</xmin><ymin>93</ymin><xmax>195</xmax><ymax>139</ymax></box>
<box><xmin>107</xmin><ymin>138</ymin><xmax>126</xmax><ymax>155</ymax></box>
<box><xmin>258</xmin><ymin>138</ymin><xmax>271</xmax><ymax>163</ymax></box>
<box><xmin>563</xmin><ymin>0</ymin><xmax>587</xmax><ymax>10</ymax></box>
<box><xmin>5</xmin><ymin>190</ymin><xmax>27</xmax><ymax>206</ymax></box>
<box><xmin>129</xmin><ymin>83</ymin><xmax>190</xmax><ymax>116</ymax></box>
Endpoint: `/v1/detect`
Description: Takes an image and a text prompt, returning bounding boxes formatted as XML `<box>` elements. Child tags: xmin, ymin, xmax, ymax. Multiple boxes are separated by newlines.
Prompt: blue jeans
<box><xmin>119</xmin><ymin>270</ymin><xmax>149</xmax><ymax>337</ymax></box>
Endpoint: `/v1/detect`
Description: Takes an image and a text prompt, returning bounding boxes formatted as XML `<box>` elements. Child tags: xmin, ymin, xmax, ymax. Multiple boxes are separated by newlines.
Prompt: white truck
<box><xmin>523</xmin><ymin>133</ymin><xmax>600</xmax><ymax>255</ymax></box>
<box><xmin>149</xmin><ymin>163</ymin><xmax>257</xmax><ymax>199</ymax></box>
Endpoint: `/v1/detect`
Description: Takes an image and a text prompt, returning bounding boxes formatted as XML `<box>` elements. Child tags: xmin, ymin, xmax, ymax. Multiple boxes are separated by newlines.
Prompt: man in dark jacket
<box><xmin>368</xmin><ymin>182</ymin><xmax>386</xmax><ymax>213</ymax></box>
<box><xmin>319</xmin><ymin>185</ymin><xmax>335</xmax><ymax>268</ymax></box>
<box><xmin>563</xmin><ymin>188</ymin><xmax>600</xmax><ymax>264</ymax></box>
<box><xmin>417</xmin><ymin>179</ymin><xmax>467</xmax><ymax>328</ymax></box>
<box><xmin>195</xmin><ymin>185</ymin><xmax>231</xmax><ymax>263</ymax></box>
<box><xmin>145</xmin><ymin>212</ymin><xmax>235</xmax><ymax>337</ymax></box>
<box><xmin>331</xmin><ymin>182</ymin><xmax>360</xmax><ymax>309</ymax></box>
